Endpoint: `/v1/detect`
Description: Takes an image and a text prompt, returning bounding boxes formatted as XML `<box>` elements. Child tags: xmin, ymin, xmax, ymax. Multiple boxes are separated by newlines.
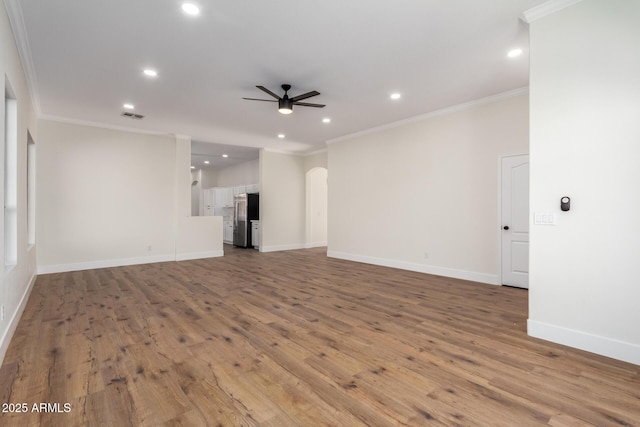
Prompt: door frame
<box><xmin>498</xmin><ymin>153</ymin><xmax>529</xmax><ymax>287</ymax></box>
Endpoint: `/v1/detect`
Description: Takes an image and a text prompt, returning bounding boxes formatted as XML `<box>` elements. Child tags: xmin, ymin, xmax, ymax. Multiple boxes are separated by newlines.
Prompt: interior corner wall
<box><xmin>198</xmin><ymin>168</ymin><xmax>218</xmax><ymax>190</ymax></box>
<box><xmin>1</xmin><ymin>2</ymin><xmax>39</xmax><ymax>365</ymax></box>
<box><xmin>528</xmin><ymin>0</ymin><xmax>640</xmax><ymax>365</ymax></box>
<box><xmin>327</xmin><ymin>93</ymin><xmax>528</xmax><ymax>284</ymax></box>
<box><xmin>36</xmin><ymin>120</ymin><xmax>178</xmax><ymax>270</ymax></box>
<box><xmin>259</xmin><ymin>150</ymin><xmax>305</xmax><ymax>252</ymax></box>
<box><xmin>303</xmin><ymin>150</ymin><xmax>328</xmax><ymax>171</ymax></box>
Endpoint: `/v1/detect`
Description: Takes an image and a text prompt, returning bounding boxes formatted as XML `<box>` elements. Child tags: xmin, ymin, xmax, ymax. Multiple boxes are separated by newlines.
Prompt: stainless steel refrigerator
<box><xmin>233</xmin><ymin>193</ymin><xmax>259</xmax><ymax>248</ymax></box>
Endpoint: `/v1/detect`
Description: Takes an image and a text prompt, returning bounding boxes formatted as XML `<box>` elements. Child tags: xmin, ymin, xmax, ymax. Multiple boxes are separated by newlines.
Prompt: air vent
<box><xmin>121</xmin><ymin>111</ymin><xmax>144</xmax><ymax>120</ymax></box>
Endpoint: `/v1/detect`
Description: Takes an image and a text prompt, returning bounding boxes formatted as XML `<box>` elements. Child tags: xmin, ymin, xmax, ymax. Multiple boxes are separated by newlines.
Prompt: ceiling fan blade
<box><xmin>293</xmin><ymin>101</ymin><xmax>325</xmax><ymax>108</ymax></box>
<box><xmin>242</xmin><ymin>97</ymin><xmax>278</xmax><ymax>102</ymax></box>
<box><xmin>290</xmin><ymin>91</ymin><xmax>320</xmax><ymax>102</ymax></box>
<box><xmin>256</xmin><ymin>85</ymin><xmax>281</xmax><ymax>100</ymax></box>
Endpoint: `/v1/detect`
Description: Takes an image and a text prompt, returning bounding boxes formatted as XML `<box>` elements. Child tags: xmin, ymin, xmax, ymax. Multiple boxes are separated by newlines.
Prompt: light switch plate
<box><xmin>534</xmin><ymin>212</ymin><xmax>557</xmax><ymax>225</ymax></box>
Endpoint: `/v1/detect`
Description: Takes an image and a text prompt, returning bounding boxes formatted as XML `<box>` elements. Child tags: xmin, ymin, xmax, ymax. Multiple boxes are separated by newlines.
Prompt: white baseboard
<box><xmin>528</xmin><ymin>319</ymin><xmax>640</xmax><ymax>365</ymax></box>
<box><xmin>327</xmin><ymin>250</ymin><xmax>499</xmax><ymax>285</ymax></box>
<box><xmin>304</xmin><ymin>241</ymin><xmax>327</xmax><ymax>249</ymax></box>
<box><xmin>37</xmin><ymin>254</ymin><xmax>175</xmax><ymax>274</ymax></box>
<box><xmin>175</xmin><ymin>250</ymin><xmax>224</xmax><ymax>261</ymax></box>
<box><xmin>260</xmin><ymin>243</ymin><xmax>307</xmax><ymax>253</ymax></box>
<box><xmin>0</xmin><ymin>272</ymin><xmax>37</xmax><ymax>366</ymax></box>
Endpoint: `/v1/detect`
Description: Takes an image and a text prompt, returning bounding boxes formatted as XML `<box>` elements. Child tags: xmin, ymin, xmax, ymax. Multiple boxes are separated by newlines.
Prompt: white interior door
<box><xmin>501</xmin><ymin>155</ymin><xmax>529</xmax><ymax>288</ymax></box>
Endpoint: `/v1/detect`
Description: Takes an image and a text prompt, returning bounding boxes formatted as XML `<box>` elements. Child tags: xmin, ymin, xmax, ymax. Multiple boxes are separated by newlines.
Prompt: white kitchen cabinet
<box><xmin>251</xmin><ymin>220</ymin><xmax>260</xmax><ymax>249</ymax></box>
<box><xmin>232</xmin><ymin>184</ymin><xmax>259</xmax><ymax>195</ymax></box>
<box><xmin>224</xmin><ymin>188</ymin><xmax>234</xmax><ymax>207</ymax></box>
<box><xmin>213</xmin><ymin>188</ymin><xmax>223</xmax><ymax>208</ymax></box>
<box><xmin>223</xmin><ymin>220</ymin><xmax>233</xmax><ymax>244</ymax></box>
<box><xmin>203</xmin><ymin>188</ymin><xmax>215</xmax><ymax>216</ymax></box>
<box><xmin>214</xmin><ymin>187</ymin><xmax>234</xmax><ymax>208</ymax></box>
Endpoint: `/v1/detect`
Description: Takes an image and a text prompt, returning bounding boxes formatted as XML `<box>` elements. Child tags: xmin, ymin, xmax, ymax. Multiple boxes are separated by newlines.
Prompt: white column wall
<box><xmin>259</xmin><ymin>150</ymin><xmax>306</xmax><ymax>252</ymax></box>
<box><xmin>527</xmin><ymin>0</ymin><xmax>640</xmax><ymax>364</ymax></box>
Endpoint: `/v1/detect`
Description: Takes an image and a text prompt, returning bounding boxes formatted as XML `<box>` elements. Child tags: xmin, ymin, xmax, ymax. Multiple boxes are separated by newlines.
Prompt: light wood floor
<box><xmin>1</xmin><ymin>247</ymin><xmax>638</xmax><ymax>426</ymax></box>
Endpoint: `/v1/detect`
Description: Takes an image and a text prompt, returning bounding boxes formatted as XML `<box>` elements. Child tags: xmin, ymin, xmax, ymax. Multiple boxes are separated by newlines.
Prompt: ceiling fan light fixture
<box><xmin>507</xmin><ymin>48</ymin><xmax>523</xmax><ymax>58</ymax></box>
<box><xmin>181</xmin><ymin>2</ymin><xmax>200</xmax><ymax>15</ymax></box>
<box><xmin>278</xmin><ymin>98</ymin><xmax>293</xmax><ymax>114</ymax></box>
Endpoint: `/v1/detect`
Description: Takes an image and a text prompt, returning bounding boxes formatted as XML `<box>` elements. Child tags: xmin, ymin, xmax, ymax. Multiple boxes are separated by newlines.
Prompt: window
<box><xmin>4</xmin><ymin>80</ymin><xmax>17</xmax><ymax>267</ymax></box>
<box><xmin>27</xmin><ymin>131</ymin><xmax>35</xmax><ymax>246</ymax></box>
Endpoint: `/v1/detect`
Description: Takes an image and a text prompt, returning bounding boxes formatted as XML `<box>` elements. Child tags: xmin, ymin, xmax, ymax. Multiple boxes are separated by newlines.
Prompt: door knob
<box><xmin>503</xmin><ymin>226</ymin><xmax>509</xmax><ymax>230</ymax></box>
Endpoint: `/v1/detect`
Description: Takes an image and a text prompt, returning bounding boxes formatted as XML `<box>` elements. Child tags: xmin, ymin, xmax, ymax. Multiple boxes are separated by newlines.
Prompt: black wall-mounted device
<box><xmin>560</xmin><ymin>196</ymin><xmax>570</xmax><ymax>211</ymax></box>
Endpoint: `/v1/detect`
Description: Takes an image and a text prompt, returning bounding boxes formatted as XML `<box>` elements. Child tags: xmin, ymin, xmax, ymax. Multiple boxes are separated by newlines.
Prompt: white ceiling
<box><xmin>9</xmin><ymin>0</ymin><xmax>546</xmax><ymax>155</ymax></box>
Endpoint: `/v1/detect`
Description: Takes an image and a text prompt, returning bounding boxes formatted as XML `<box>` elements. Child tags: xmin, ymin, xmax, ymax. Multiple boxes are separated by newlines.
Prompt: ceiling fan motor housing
<box><xmin>278</xmin><ymin>98</ymin><xmax>293</xmax><ymax>112</ymax></box>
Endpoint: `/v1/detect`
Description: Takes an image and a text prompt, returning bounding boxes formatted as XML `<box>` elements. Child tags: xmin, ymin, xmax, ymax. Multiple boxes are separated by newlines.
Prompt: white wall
<box><xmin>0</xmin><ymin>2</ymin><xmax>38</xmax><ymax>364</ymax></box>
<box><xmin>191</xmin><ymin>169</ymin><xmax>201</xmax><ymax>216</ymax></box>
<box><xmin>37</xmin><ymin>120</ymin><xmax>177</xmax><ymax>268</ymax></box>
<box><xmin>216</xmin><ymin>159</ymin><xmax>259</xmax><ymax>187</ymax></box>
<box><xmin>36</xmin><ymin>121</ymin><xmax>223</xmax><ymax>273</ymax></box>
<box><xmin>259</xmin><ymin>150</ymin><xmax>306</xmax><ymax>252</ymax></box>
<box><xmin>327</xmin><ymin>92</ymin><xmax>529</xmax><ymax>284</ymax></box>
<box><xmin>528</xmin><ymin>0</ymin><xmax>640</xmax><ymax>365</ymax></box>
<box><xmin>199</xmin><ymin>168</ymin><xmax>218</xmax><ymax>189</ymax></box>
<box><xmin>303</xmin><ymin>150</ymin><xmax>328</xmax><ymax>170</ymax></box>
<box><xmin>306</xmin><ymin>167</ymin><xmax>328</xmax><ymax>247</ymax></box>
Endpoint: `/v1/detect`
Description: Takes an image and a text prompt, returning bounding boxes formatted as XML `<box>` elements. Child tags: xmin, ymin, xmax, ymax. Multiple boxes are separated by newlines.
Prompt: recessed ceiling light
<box><xmin>222</xmin><ymin>154</ymin><xmax>228</xmax><ymax>158</ymax></box>
<box><xmin>123</xmin><ymin>103</ymin><xmax>134</xmax><ymax>110</ymax></box>
<box><xmin>390</xmin><ymin>93</ymin><xmax>401</xmax><ymax>100</ymax></box>
<box><xmin>181</xmin><ymin>3</ymin><xmax>200</xmax><ymax>15</ymax></box>
<box><xmin>143</xmin><ymin>69</ymin><xmax>158</xmax><ymax>77</ymax></box>
<box><xmin>278</xmin><ymin>134</ymin><xmax>285</xmax><ymax>139</ymax></box>
<box><xmin>507</xmin><ymin>48</ymin><xmax>523</xmax><ymax>58</ymax></box>
<box><xmin>204</xmin><ymin>160</ymin><xmax>210</xmax><ymax>164</ymax></box>
<box><xmin>322</xmin><ymin>118</ymin><xmax>331</xmax><ymax>123</ymax></box>
<box><xmin>190</xmin><ymin>165</ymin><xmax>195</xmax><ymax>169</ymax></box>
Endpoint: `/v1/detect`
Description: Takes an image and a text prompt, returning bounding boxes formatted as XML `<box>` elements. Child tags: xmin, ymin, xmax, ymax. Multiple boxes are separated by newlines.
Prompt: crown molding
<box><xmin>303</xmin><ymin>147</ymin><xmax>327</xmax><ymax>156</ymax></box>
<box><xmin>39</xmin><ymin>114</ymin><xmax>172</xmax><ymax>137</ymax></box>
<box><xmin>3</xmin><ymin>0</ymin><xmax>41</xmax><ymax>115</ymax></box>
<box><xmin>327</xmin><ymin>87</ymin><xmax>529</xmax><ymax>145</ymax></box>
<box><xmin>262</xmin><ymin>147</ymin><xmax>305</xmax><ymax>157</ymax></box>
<box><xmin>521</xmin><ymin>0</ymin><xmax>584</xmax><ymax>23</ymax></box>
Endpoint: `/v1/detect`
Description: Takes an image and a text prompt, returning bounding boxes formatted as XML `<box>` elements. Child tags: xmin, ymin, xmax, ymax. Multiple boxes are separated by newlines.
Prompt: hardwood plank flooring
<box><xmin>1</xmin><ymin>247</ymin><xmax>638</xmax><ymax>426</ymax></box>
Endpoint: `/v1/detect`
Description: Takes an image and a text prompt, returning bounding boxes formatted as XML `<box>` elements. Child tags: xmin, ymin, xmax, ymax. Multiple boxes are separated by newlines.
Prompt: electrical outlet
<box><xmin>1</xmin><ymin>305</ymin><xmax>5</xmax><ymax>321</ymax></box>
<box><xmin>424</xmin><ymin>252</ymin><xmax>429</xmax><ymax>259</ymax></box>
<box><xmin>147</xmin><ymin>245</ymin><xmax>152</xmax><ymax>252</ymax></box>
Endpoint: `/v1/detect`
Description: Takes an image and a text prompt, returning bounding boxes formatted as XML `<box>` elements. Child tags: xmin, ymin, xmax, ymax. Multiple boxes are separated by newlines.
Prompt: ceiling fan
<box><xmin>243</xmin><ymin>84</ymin><xmax>325</xmax><ymax>114</ymax></box>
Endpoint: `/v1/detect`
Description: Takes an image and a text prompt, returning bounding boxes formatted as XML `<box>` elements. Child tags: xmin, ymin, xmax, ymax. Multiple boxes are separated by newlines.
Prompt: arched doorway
<box><xmin>305</xmin><ymin>167</ymin><xmax>328</xmax><ymax>247</ymax></box>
